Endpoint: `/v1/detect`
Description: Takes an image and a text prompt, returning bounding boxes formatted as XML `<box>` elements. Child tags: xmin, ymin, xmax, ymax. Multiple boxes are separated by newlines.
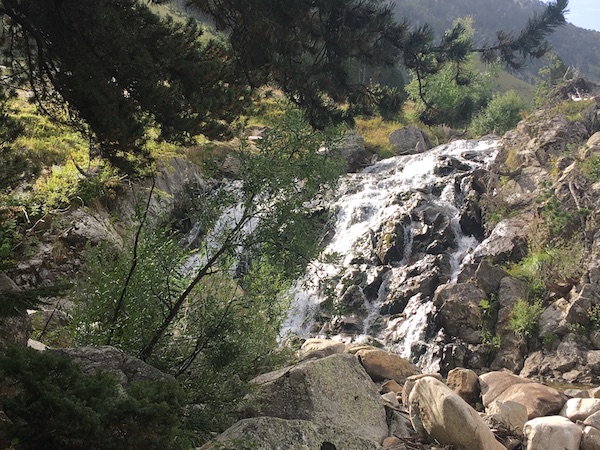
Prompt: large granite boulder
<box><xmin>250</xmin><ymin>354</ymin><xmax>388</xmax><ymax>444</ymax></box>
<box><xmin>50</xmin><ymin>346</ymin><xmax>174</xmax><ymax>386</ymax></box>
<box><xmin>213</xmin><ymin>417</ymin><xmax>382</xmax><ymax>450</ymax></box>
<box><xmin>408</xmin><ymin>377</ymin><xmax>506</xmax><ymax>450</ymax></box>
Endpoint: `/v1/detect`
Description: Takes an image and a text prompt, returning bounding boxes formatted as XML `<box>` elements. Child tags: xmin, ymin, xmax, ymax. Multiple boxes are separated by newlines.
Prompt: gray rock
<box><xmin>389</xmin><ymin>125</ymin><xmax>428</xmax><ymax>155</ymax></box>
<box><xmin>523</xmin><ymin>416</ymin><xmax>582</xmax><ymax>450</ymax></box>
<box><xmin>434</xmin><ymin>283</ymin><xmax>485</xmax><ymax>345</ymax></box>
<box><xmin>250</xmin><ymin>354</ymin><xmax>389</xmax><ymax>444</ymax></box>
<box><xmin>475</xmin><ymin>260</ymin><xmax>508</xmax><ymax>295</ymax></box>
<box><xmin>214</xmin><ymin>417</ymin><xmax>382</xmax><ymax>450</ymax></box>
<box><xmin>50</xmin><ymin>346</ymin><xmax>174</xmax><ymax>386</ymax></box>
<box><xmin>340</xmin><ymin>131</ymin><xmax>375</xmax><ymax>172</ymax></box>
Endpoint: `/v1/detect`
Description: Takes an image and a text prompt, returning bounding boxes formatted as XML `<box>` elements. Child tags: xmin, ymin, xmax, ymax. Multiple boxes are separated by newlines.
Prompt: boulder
<box><xmin>495</xmin><ymin>383</ymin><xmax>566</xmax><ymax>420</ymax></box>
<box><xmin>251</xmin><ymin>354</ymin><xmax>388</xmax><ymax>443</ymax></box>
<box><xmin>402</xmin><ymin>373</ymin><xmax>442</xmax><ymax>407</ymax></box>
<box><xmin>480</xmin><ymin>371</ymin><xmax>565</xmax><ymax>419</ymax></box>
<box><xmin>50</xmin><ymin>346</ymin><xmax>174</xmax><ymax>386</ymax></box>
<box><xmin>0</xmin><ymin>273</ymin><xmax>31</xmax><ymax>349</ymax></box>
<box><xmin>434</xmin><ymin>283</ymin><xmax>485</xmax><ymax>345</ymax></box>
<box><xmin>408</xmin><ymin>377</ymin><xmax>506</xmax><ymax>450</ymax></box>
<box><xmin>560</xmin><ymin>398</ymin><xmax>600</xmax><ymax>422</ymax></box>
<box><xmin>472</xmin><ymin>217</ymin><xmax>531</xmax><ymax>264</ymax></box>
<box><xmin>485</xmin><ymin>400</ymin><xmax>528</xmax><ymax>434</ymax></box>
<box><xmin>475</xmin><ymin>260</ymin><xmax>507</xmax><ymax>295</ymax></box>
<box><xmin>380</xmin><ymin>379</ymin><xmax>403</xmax><ymax>395</ymax></box>
<box><xmin>523</xmin><ymin>416</ymin><xmax>582</xmax><ymax>450</ymax></box>
<box><xmin>446</xmin><ymin>367</ymin><xmax>480</xmax><ymax>406</ymax></box>
<box><xmin>581</xmin><ymin>426</ymin><xmax>600</xmax><ymax>450</ymax></box>
<box><xmin>585</xmin><ymin>410</ymin><xmax>600</xmax><ymax>429</ymax></box>
<box><xmin>355</xmin><ymin>348</ymin><xmax>419</xmax><ymax>383</ymax></box>
<box><xmin>480</xmin><ymin>372</ymin><xmax>532</xmax><ymax>407</ymax></box>
<box><xmin>299</xmin><ymin>338</ymin><xmax>346</xmax><ymax>360</ymax></box>
<box><xmin>339</xmin><ymin>131</ymin><xmax>375</xmax><ymax>172</ymax></box>
<box><xmin>389</xmin><ymin>125</ymin><xmax>428</xmax><ymax>155</ymax></box>
<box><xmin>214</xmin><ymin>417</ymin><xmax>382</xmax><ymax>450</ymax></box>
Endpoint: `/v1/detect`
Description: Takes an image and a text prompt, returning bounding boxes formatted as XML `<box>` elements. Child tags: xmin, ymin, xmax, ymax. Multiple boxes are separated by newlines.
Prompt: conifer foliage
<box><xmin>0</xmin><ymin>0</ymin><xmax>569</xmax><ymax>172</ymax></box>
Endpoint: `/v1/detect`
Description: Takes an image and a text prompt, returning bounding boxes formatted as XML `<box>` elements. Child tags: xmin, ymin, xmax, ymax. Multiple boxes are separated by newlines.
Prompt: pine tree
<box><xmin>0</xmin><ymin>0</ymin><xmax>569</xmax><ymax>173</ymax></box>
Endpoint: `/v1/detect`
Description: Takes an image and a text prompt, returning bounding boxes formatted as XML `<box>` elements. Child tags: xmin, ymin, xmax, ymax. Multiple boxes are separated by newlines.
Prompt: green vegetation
<box><xmin>471</xmin><ymin>91</ymin><xmax>528</xmax><ymax>136</ymax></box>
<box><xmin>0</xmin><ymin>346</ymin><xmax>190</xmax><ymax>450</ymax></box>
<box><xmin>580</xmin><ymin>155</ymin><xmax>600</xmax><ymax>183</ymax></box>
<box><xmin>508</xmin><ymin>298</ymin><xmax>545</xmax><ymax>338</ymax></box>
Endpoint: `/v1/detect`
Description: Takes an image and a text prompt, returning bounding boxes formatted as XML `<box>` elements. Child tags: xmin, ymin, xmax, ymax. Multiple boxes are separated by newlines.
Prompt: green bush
<box><xmin>508</xmin><ymin>299</ymin><xmax>545</xmax><ymax>338</ymax></box>
<box><xmin>0</xmin><ymin>346</ymin><xmax>190</xmax><ymax>450</ymax></box>
<box><xmin>471</xmin><ymin>90</ymin><xmax>528</xmax><ymax>136</ymax></box>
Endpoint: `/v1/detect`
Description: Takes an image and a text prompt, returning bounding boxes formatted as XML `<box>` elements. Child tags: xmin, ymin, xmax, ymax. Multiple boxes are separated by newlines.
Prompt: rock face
<box><xmin>434</xmin><ymin>283</ymin><xmax>485</xmax><ymax>345</ymax></box>
<box><xmin>250</xmin><ymin>354</ymin><xmax>388</xmax><ymax>444</ymax></box>
<box><xmin>214</xmin><ymin>417</ymin><xmax>382</xmax><ymax>450</ymax></box>
<box><xmin>408</xmin><ymin>377</ymin><xmax>506</xmax><ymax>450</ymax></box>
<box><xmin>50</xmin><ymin>346</ymin><xmax>174</xmax><ymax>386</ymax></box>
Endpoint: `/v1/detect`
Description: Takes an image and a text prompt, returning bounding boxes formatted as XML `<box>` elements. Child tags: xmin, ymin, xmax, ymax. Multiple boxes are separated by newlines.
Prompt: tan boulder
<box><xmin>495</xmin><ymin>383</ymin><xmax>566</xmax><ymax>419</ymax></box>
<box><xmin>480</xmin><ymin>371</ymin><xmax>564</xmax><ymax>419</ymax></box>
<box><xmin>446</xmin><ymin>367</ymin><xmax>480</xmax><ymax>405</ymax></box>
<box><xmin>585</xmin><ymin>410</ymin><xmax>600</xmax><ymax>429</ymax></box>
<box><xmin>381</xmin><ymin>379</ymin><xmax>403</xmax><ymax>395</ymax></box>
<box><xmin>409</xmin><ymin>377</ymin><xmax>506</xmax><ymax>450</ymax></box>
<box><xmin>480</xmin><ymin>371</ymin><xmax>533</xmax><ymax>407</ymax></box>
<box><xmin>355</xmin><ymin>348</ymin><xmax>419</xmax><ymax>383</ymax></box>
<box><xmin>299</xmin><ymin>338</ymin><xmax>345</xmax><ymax>360</ymax></box>
<box><xmin>402</xmin><ymin>373</ymin><xmax>442</xmax><ymax>406</ymax></box>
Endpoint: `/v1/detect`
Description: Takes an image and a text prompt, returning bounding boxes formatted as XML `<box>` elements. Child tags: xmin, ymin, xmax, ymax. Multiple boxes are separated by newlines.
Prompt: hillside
<box><xmin>392</xmin><ymin>0</ymin><xmax>600</xmax><ymax>83</ymax></box>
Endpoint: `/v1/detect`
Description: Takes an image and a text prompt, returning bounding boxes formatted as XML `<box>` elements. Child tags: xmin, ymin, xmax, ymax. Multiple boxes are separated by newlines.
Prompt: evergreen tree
<box><xmin>0</xmin><ymin>0</ymin><xmax>569</xmax><ymax>173</ymax></box>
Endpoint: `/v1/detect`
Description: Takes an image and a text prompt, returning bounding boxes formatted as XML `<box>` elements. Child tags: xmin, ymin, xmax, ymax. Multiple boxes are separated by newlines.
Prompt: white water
<box><xmin>282</xmin><ymin>138</ymin><xmax>499</xmax><ymax>365</ymax></box>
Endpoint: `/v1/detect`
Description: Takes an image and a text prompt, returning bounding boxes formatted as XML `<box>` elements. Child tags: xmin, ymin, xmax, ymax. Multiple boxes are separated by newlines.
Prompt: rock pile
<box><xmin>205</xmin><ymin>340</ymin><xmax>600</xmax><ymax>450</ymax></box>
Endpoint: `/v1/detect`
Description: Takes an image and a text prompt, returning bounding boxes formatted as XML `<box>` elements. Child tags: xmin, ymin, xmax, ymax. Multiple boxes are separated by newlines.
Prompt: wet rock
<box><xmin>375</xmin><ymin>219</ymin><xmax>406</xmax><ymax>264</ymax></box>
<box><xmin>250</xmin><ymin>354</ymin><xmax>389</xmax><ymax>444</ymax></box>
<box><xmin>475</xmin><ymin>260</ymin><xmax>508</xmax><ymax>295</ymax></box>
<box><xmin>408</xmin><ymin>377</ymin><xmax>506</xmax><ymax>450</ymax></box>
<box><xmin>472</xmin><ymin>216</ymin><xmax>531</xmax><ymax>264</ymax></box>
<box><xmin>523</xmin><ymin>416</ymin><xmax>582</xmax><ymax>450</ymax></box>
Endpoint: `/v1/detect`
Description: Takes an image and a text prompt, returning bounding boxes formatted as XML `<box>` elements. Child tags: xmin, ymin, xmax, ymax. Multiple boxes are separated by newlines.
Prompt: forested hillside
<box><xmin>392</xmin><ymin>0</ymin><xmax>600</xmax><ymax>82</ymax></box>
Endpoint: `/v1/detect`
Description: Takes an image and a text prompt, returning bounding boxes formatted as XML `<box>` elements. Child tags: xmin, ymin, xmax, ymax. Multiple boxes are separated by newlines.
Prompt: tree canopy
<box><xmin>0</xmin><ymin>0</ymin><xmax>569</xmax><ymax>172</ymax></box>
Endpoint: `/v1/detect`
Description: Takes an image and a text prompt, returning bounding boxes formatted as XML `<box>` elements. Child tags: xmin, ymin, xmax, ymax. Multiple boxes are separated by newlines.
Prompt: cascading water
<box><xmin>282</xmin><ymin>137</ymin><xmax>499</xmax><ymax>371</ymax></box>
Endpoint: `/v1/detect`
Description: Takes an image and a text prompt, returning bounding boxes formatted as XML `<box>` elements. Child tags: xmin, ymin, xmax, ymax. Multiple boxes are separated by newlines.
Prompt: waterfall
<box><xmin>282</xmin><ymin>138</ymin><xmax>499</xmax><ymax>368</ymax></box>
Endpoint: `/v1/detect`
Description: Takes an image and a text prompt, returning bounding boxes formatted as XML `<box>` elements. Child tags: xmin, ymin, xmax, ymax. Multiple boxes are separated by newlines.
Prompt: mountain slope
<box><xmin>392</xmin><ymin>0</ymin><xmax>600</xmax><ymax>82</ymax></box>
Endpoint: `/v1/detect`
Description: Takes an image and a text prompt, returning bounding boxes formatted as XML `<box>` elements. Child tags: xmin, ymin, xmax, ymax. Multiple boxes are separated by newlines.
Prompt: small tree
<box><xmin>471</xmin><ymin>90</ymin><xmax>528</xmax><ymax>136</ymax></box>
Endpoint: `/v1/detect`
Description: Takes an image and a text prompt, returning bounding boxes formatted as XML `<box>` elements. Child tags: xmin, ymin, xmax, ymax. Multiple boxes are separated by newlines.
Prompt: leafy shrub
<box><xmin>0</xmin><ymin>346</ymin><xmax>190</xmax><ymax>450</ymax></box>
<box><xmin>580</xmin><ymin>155</ymin><xmax>600</xmax><ymax>183</ymax></box>
<box><xmin>471</xmin><ymin>90</ymin><xmax>528</xmax><ymax>136</ymax></box>
<box><xmin>508</xmin><ymin>299</ymin><xmax>545</xmax><ymax>338</ymax></box>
